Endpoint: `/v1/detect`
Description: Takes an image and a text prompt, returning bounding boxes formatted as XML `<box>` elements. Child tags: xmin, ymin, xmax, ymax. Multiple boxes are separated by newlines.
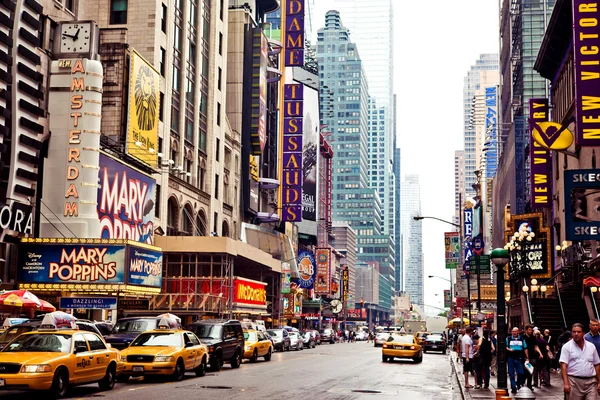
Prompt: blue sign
<box><xmin>128</xmin><ymin>247</ymin><xmax>163</xmax><ymax>288</ymax></box>
<box><xmin>297</xmin><ymin>250</ymin><xmax>317</xmax><ymax>289</ymax></box>
<box><xmin>59</xmin><ymin>297</ymin><xmax>118</xmax><ymax>310</ymax></box>
<box><xmin>564</xmin><ymin>169</ymin><xmax>600</xmax><ymax>240</ymax></box>
<box><xmin>18</xmin><ymin>243</ymin><xmax>126</xmax><ymax>284</ymax></box>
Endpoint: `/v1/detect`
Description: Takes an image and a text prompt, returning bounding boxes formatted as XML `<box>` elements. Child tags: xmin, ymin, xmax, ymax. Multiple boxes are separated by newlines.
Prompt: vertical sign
<box><xmin>463</xmin><ymin>207</ymin><xmax>473</xmax><ymax>273</ymax></box>
<box><xmin>444</xmin><ymin>232</ymin><xmax>460</xmax><ymax>269</ymax></box>
<box><xmin>484</xmin><ymin>86</ymin><xmax>498</xmax><ymax>179</ymax></box>
<box><xmin>528</xmin><ymin>98</ymin><xmax>552</xmax><ymax>207</ymax></box>
<box><xmin>250</xmin><ymin>29</ymin><xmax>268</xmax><ymax>154</ymax></box>
<box><xmin>281</xmin><ymin>262</ymin><xmax>291</xmax><ymax>294</ymax></box>
<box><xmin>342</xmin><ymin>265</ymin><xmax>349</xmax><ymax>304</ymax></box>
<box><xmin>573</xmin><ymin>0</ymin><xmax>600</xmax><ymax>146</ymax></box>
<box><xmin>564</xmin><ymin>169</ymin><xmax>600</xmax><ymax>240</ymax></box>
<box><xmin>301</xmin><ymin>83</ymin><xmax>319</xmax><ymax>221</ymax></box>
<box><xmin>443</xmin><ymin>290</ymin><xmax>451</xmax><ymax>308</ymax></box>
<box><xmin>284</xmin><ymin>0</ymin><xmax>305</xmax><ymax>67</ymax></box>
<box><xmin>314</xmin><ymin>247</ymin><xmax>332</xmax><ymax>295</ymax></box>
<box><xmin>282</xmin><ymin>84</ymin><xmax>303</xmax><ymax>221</ymax></box>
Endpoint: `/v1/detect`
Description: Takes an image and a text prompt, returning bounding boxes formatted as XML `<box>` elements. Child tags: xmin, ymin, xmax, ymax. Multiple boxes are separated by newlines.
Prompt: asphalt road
<box><xmin>1</xmin><ymin>341</ymin><xmax>460</xmax><ymax>400</ymax></box>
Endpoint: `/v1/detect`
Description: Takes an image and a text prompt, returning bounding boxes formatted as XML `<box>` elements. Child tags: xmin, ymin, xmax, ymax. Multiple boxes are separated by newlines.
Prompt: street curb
<box><xmin>450</xmin><ymin>353</ymin><xmax>468</xmax><ymax>400</ymax></box>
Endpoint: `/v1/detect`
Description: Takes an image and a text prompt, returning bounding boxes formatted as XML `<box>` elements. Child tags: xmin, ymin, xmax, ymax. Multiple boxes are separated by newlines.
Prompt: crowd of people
<box><xmin>451</xmin><ymin>319</ymin><xmax>600</xmax><ymax>399</ymax></box>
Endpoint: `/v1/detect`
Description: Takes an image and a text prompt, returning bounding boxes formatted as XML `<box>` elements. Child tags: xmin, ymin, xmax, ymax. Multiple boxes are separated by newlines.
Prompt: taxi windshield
<box><xmin>194</xmin><ymin>325</ymin><xmax>222</xmax><ymax>340</ymax></box>
<box><xmin>244</xmin><ymin>332</ymin><xmax>258</xmax><ymax>342</ymax></box>
<box><xmin>3</xmin><ymin>334</ymin><xmax>72</xmax><ymax>353</ymax></box>
<box><xmin>112</xmin><ymin>319</ymin><xmax>156</xmax><ymax>334</ymax></box>
<box><xmin>130</xmin><ymin>332</ymin><xmax>182</xmax><ymax>347</ymax></box>
<box><xmin>389</xmin><ymin>335</ymin><xmax>415</xmax><ymax>344</ymax></box>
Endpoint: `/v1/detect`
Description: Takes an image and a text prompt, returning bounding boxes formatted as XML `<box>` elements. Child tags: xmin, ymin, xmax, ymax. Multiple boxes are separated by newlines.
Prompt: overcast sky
<box><xmin>311</xmin><ymin>1</ymin><xmax>500</xmax><ymax>315</ymax></box>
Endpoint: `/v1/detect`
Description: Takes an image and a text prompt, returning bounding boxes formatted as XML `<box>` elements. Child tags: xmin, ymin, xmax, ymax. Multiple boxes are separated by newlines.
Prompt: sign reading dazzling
<box><xmin>573</xmin><ymin>1</ymin><xmax>600</xmax><ymax>146</ymax></box>
<box><xmin>284</xmin><ymin>0</ymin><xmax>305</xmax><ymax>67</ymax></box>
<box><xmin>282</xmin><ymin>84</ymin><xmax>303</xmax><ymax>221</ymax></box>
<box><xmin>528</xmin><ymin>98</ymin><xmax>552</xmax><ymax>208</ymax></box>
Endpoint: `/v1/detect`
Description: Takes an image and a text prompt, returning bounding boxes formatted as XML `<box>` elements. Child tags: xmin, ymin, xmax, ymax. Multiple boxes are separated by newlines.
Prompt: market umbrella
<box><xmin>447</xmin><ymin>317</ymin><xmax>470</xmax><ymax>328</ymax></box>
<box><xmin>39</xmin><ymin>300</ymin><xmax>56</xmax><ymax>312</ymax></box>
<box><xmin>0</xmin><ymin>290</ymin><xmax>41</xmax><ymax>308</ymax></box>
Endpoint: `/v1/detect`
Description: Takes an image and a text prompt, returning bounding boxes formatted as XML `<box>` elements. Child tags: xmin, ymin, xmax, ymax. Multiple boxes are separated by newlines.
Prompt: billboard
<box><xmin>573</xmin><ymin>0</ymin><xmax>600</xmax><ymax>146</ymax></box>
<box><xmin>282</xmin><ymin>83</ymin><xmax>303</xmax><ymax>221</ymax></box>
<box><xmin>444</xmin><ymin>232</ymin><xmax>460</xmax><ymax>269</ymax></box>
<box><xmin>284</xmin><ymin>0</ymin><xmax>305</xmax><ymax>67</ymax></box>
<box><xmin>506</xmin><ymin>213</ymin><xmax>551</xmax><ymax>278</ymax></box>
<box><xmin>59</xmin><ymin>297</ymin><xmax>118</xmax><ymax>310</ymax></box>
<box><xmin>484</xmin><ymin>86</ymin><xmax>498</xmax><ymax>179</ymax></box>
<box><xmin>301</xmin><ymin>83</ymin><xmax>319</xmax><ymax>221</ymax></box>
<box><xmin>97</xmin><ymin>153</ymin><xmax>156</xmax><ymax>244</ymax></box>
<box><xmin>314</xmin><ymin>247</ymin><xmax>332</xmax><ymax>295</ymax></box>
<box><xmin>565</xmin><ymin>169</ymin><xmax>600</xmax><ymax>240</ymax></box>
<box><xmin>250</xmin><ymin>29</ymin><xmax>268</xmax><ymax>155</ymax></box>
<box><xmin>126</xmin><ymin>49</ymin><xmax>160</xmax><ymax>167</ymax></box>
<box><xmin>297</xmin><ymin>250</ymin><xmax>316</xmax><ymax>289</ymax></box>
<box><xmin>233</xmin><ymin>278</ymin><xmax>267</xmax><ymax>308</ymax></box>
<box><xmin>127</xmin><ymin>247</ymin><xmax>162</xmax><ymax>287</ymax></box>
<box><xmin>443</xmin><ymin>290</ymin><xmax>451</xmax><ymax>308</ymax></box>
<box><xmin>463</xmin><ymin>207</ymin><xmax>473</xmax><ymax>274</ymax></box>
<box><xmin>528</xmin><ymin>98</ymin><xmax>552</xmax><ymax>208</ymax></box>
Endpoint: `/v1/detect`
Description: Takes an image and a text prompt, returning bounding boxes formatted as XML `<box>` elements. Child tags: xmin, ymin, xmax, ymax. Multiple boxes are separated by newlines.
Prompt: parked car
<box><xmin>242</xmin><ymin>330</ymin><xmax>273</xmax><ymax>362</ymax></box>
<box><xmin>188</xmin><ymin>319</ymin><xmax>244</xmax><ymax>371</ymax></box>
<box><xmin>288</xmin><ymin>332</ymin><xmax>304</xmax><ymax>351</ymax></box>
<box><xmin>309</xmin><ymin>330</ymin><xmax>322</xmax><ymax>345</ymax></box>
<box><xmin>301</xmin><ymin>331</ymin><xmax>316</xmax><ymax>348</ymax></box>
<box><xmin>423</xmin><ymin>334</ymin><xmax>447</xmax><ymax>354</ymax></box>
<box><xmin>104</xmin><ymin>317</ymin><xmax>171</xmax><ymax>350</ymax></box>
<box><xmin>0</xmin><ymin>318</ymin><xmax>102</xmax><ymax>350</ymax></box>
<box><xmin>319</xmin><ymin>328</ymin><xmax>336</xmax><ymax>344</ymax></box>
<box><xmin>264</xmin><ymin>331</ymin><xmax>275</xmax><ymax>347</ymax></box>
<box><xmin>267</xmin><ymin>328</ymin><xmax>291</xmax><ymax>352</ymax></box>
<box><xmin>355</xmin><ymin>331</ymin><xmax>367</xmax><ymax>341</ymax></box>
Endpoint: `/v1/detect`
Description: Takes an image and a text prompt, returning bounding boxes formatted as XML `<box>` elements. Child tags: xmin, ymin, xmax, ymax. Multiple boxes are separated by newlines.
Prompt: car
<box><xmin>309</xmin><ymin>330</ymin><xmax>322</xmax><ymax>345</ymax></box>
<box><xmin>188</xmin><ymin>319</ymin><xmax>244</xmax><ymax>371</ymax></box>
<box><xmin>288</xmin><ymin>332</ymin><xmax>304</xmax><ymax>351</ymax></box>
<box><xmin>0</xmin><ymin>318</ymin><xmax>103</xmax><ymax>350</ymax></box>
<box><xmin>414</xmin><ymin>331</ymin><xmax>430</xmax><ymax>346</ymax></box>
<box><xmin>374</xmin><ymin>332</ymin><xmax>390</xmax><ymax>347</ymax></box>
<box><xmin>423</xmin><ymin>334</ymin><xmax>447</xmax><ymax>354</ymax></box>
<box><xmin>355</xmin><ymin>331</ymin><xmax>367</xmax><ymax>341</ymax></box>
<box><xmin>243</xmin><ymin>330</ymin><xmax>273</xmax><ymax>362</ymax></box>
<box><xmin>319</xmin><ymin>328</ymin><xmax>336</xmax><ymax>344</ymax></box>
<box><xmin>0</xmin><ymin>312</ymin><xmax>121</xmax><ymax>398</ymax></box>
<box><xmin>118</xmin><ymin>316</ymin><xmax>208</xmax><ymax>382</ymax></box>
<box><xmin>263</xmin><ymin>331</ymin><xmax>275</xmax><ymax>347</ymax></box>
<box><xmin>267</xmin><ymin>328</ymin><xmax>291</xmax><ymax>352</ymax></box>
<box><xmin>300</xmin><ymin>331</ymin><xmax>316</xmax><ymax>348</ymax></box>
<box><xmin>382</xmin><ymin>333</ymin><xmax>423</xmax><ymax>363</ymax></box>
<box><xmin>104</xmin><ymin>316</ymin><xmax>178</xmax><ymax>351</ymax></box>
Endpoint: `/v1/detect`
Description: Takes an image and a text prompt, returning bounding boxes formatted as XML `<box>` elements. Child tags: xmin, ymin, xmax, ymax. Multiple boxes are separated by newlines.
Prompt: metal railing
<box><xmin>146</xmin><ymin>293</ymin><xmax>226</xmax><ymax>313</ymax></box>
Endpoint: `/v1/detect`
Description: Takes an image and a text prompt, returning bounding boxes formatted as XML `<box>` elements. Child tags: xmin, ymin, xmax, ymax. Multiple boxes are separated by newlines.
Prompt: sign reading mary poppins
<box><xmin>297</xmin><ymin>250</ymin><xmax>316</xmax><ymax>289</ymax></box>
<box><xmin>128</xmin><ymin>247</ymin><xmax>162</xmax><ymax>287</ymax></box>
<box><xmin>573</xmin><ymin>0</ymin><xmax>600</xmax><ymax>146</ymax></box>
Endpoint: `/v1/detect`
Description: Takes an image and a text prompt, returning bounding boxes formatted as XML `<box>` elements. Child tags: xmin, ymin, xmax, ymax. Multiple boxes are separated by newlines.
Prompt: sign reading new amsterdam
<box><xmin>18</xmin><ymin>243</ymin><xmax>126</xmax><ymax>284</ymax></box>
<box><xmin>297</xmin><ymin>250</ymin><xmax>317</xmax><ymax>289</ymax></box>
<box><xmin>97</xmin><ymin>153</ymin><xmax>156</xmax><ymax>244</ymax></box>
<box><xmin>128</xmin><ymin>247</ymin><xmax>162</xmax><ymax>288</ymax></box>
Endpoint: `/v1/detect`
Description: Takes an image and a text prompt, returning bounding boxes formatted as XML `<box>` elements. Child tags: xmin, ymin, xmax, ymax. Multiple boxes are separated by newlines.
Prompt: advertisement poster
<box><xmin>281</xmin><ymin>262</ymin><xmax>291</xmax><ymax>294</ymax></box>
<box><xmin>59</xmin><ymin>297</ymin><xmax>118</xmax><ymax>310</ymax></box>
<box><xmin>233</xmin><ymin>278</ymin><xmax>267</xmax><ymax>308</ymax></box>
<box><xmin>128</xmin><ymin>246</ymin><xmax>162</xmax><ymax>287</ymax></box>
<box><xmin>297</xmin><ymin>250</ymin><xmax>316</xmax><ymax>289</ymax></box>
<box><xmin>98</xmin><ymin>153</ymin><xmax>156</xmax><ymax>244</ymax></box>
<box><xmin>564</xmin><ymin>169</ymin><xmax>600</xmax><ymax>240</ymax></box>
<box><xmin>443</xmin><ymin>290</ymin><xmax>451</xmax><ymax>308</ymax></box>
<box><xmin>126</xmin><ymin>49</ymin><xmax>160</xmax><ymax>167</ymax></box>
<box><xmin>18</xmin><ymin>243</ymin><xmax>126</xmax><ymax>284</ymax></box>
<box><xmin>301</xmin><ymin>84</ymin><xmax>319</xmax><ymax>221</ymax></box>
<box><xmin>250</xmin><ymin>29</ymin><xmax>268</xmax><ymax>155</ymax></box>
<box><xmin>314</xmin><ymin>248</ymin><xmax>332</xmax><ymax>295</ymax></box>
<box><xmin>444</xmin><ymin>232</ymin><xmax>460</xmax><ymax>269</ymax></box>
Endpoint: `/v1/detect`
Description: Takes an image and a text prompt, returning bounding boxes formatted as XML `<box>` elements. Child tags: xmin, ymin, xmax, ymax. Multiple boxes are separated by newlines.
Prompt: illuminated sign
<box><xmin>233</xmin><ymin>278</ymin><xmax>267</xmax><ymax>307</ymax></box>
<box><xmin>484</xmin><ymin>86</ymin><xmax>498</xmax><ymax>179</ymax></box>
<box><xmin>126</xmin><ymin>49</ymin><xmax>160</xmax><ymax>167</ymax></box>
<box><xmin>564</xmin><ymin>169</ymin><xmax>600</xmax><ymax>240</ymax></box>
<box><xmin>284</xmin><ymin>0</ymin><xmax>305</xmax><ymax>67</ymax></box>
<box><xmin>128</xmin><ymin>247</ymin><xmax>162</xmax><ymax>288</ymax></box>
<box><xmin>0</xmin><ymin>203</ymin><xmax>33</xmax><ymax>235</ymax></box>
<box><xmin>528</xmin><ymin>98</ymin><xmax>552</xmax><ymax>208</ymax></box>
<box><xmin>297</xmin><ymin>250</ymin><xmax>316</xmax><ymax>289</ymax></box>
<box><xmin>282</xmin><ymin>84</ymin><xmax>303</xmax><ymax>221</ymax></box>
<box><xmin>342</xmin><ymin>266</ymin><xmax>349</xmax><ymax>303</ymax></box>
<box><xmin>314</xmin><ymin>247</ymin><xmax>332</xmax><ymax>295</ymax></box>
<box><xmin>573</xmin><ymin>0</ymin><xmax>600</xmax><ymax>146</ymax></box>
<box><xmin>59</xmin><ymin>297</ymin><xmax>117</xmax><ymax>310</ymax></box>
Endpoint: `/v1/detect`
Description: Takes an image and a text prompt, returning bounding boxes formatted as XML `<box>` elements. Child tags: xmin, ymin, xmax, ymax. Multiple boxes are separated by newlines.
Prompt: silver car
<box><xmin>374</xmin><ymin>332</ymin><xmax>390</xmax><ymax>347</ymax></box>
<box><xmin>288</xmin><ymin>331</ymin><xmax>304</xmax><ymax>351</ymax></box>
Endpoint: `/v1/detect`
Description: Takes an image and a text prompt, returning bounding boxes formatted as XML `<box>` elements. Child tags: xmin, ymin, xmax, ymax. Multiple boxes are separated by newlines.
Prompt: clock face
<box><xmin>60</xmin><ymin>23</ymin><xmax>91</xmax><ymax>53</ymax></box>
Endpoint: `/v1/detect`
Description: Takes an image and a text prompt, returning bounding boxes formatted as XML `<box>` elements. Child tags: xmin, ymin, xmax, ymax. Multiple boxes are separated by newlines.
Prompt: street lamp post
<box><xmin>428</xmin><ymin>275</ymin><xmax>453</xmax><ymax>314</ymax></box>
<box><xmin>491</xmin><ymin>248</ymin><xmax>510</xmax><ymax>394</ymax></box>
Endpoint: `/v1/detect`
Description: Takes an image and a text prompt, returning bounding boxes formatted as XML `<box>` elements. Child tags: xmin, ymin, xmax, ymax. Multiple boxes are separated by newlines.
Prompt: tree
<box><xmin>438</xmin><ymin>310</ymin><xmax>449</xmax><ymax>317</ymax></box>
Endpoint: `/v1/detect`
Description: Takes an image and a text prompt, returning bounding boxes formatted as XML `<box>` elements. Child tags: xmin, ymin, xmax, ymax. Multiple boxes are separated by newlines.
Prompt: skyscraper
<box><xmin>394</xmin><ymin>147</ymin><xmax>402</xmax><ymax>293</ymax></box>
<box><xmin>454</xmin><ymin>150</ymin><xmax>465</xmax><ymax>226</ymax></box>
<box><xmin>401</xmin><ymin>175</ymin><xmax>423</xmax><ymax>308</ymax></box>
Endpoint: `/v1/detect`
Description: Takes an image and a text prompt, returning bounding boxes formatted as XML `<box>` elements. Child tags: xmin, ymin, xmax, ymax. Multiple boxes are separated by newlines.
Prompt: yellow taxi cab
<box><xmin>243</xmin><ymin>330</ymin><xmax>273</xmax><ymax>362</ymax></box>
<box><xmin>382</xmin><ymin>333</ymin><xmax>423</xmax><ymax>363</ymax></box>
<box><xmin>118</xmin><ymin>315</ymin><xmax>208</xmax><ymax>382</ymax></box>
<box><xmin>0</xmin><ymin>318</ymin><xmax>27</xmax><ymax>334</ymax></box>
<box><xmin>414</xmin><ymin>331</ymin><xmax>430</xmax><ymax>346</ymax></box>
<box><xmin>0</xmin><ymin>311</ymin><xmax>121</xmax><ymax>398</ymax></box>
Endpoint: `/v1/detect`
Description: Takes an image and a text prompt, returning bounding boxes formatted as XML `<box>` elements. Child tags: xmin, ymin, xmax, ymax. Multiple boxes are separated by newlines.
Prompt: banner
<box><xmin>444</xmin><ymin>232</ymin><xmax>460</xmax><ymax>269</ymax></box>
<box><xmin>282</xmin><ymin>83</ymin><xmax>303</xmax><ymax>221</ymax></box>
<box><xmin>302</xmin><ymin>83</ymin><xmax>319</xmax><ymax>221</ymax></box>
<box><xmin>281</xmin><ymin>262</ymin><xmax>291</xmax><ymax>294</ymax></box>
<box><xmin>98</xmin><ymin>153</ymin><xmax>156</xmax><ymax>244</ymax></box>
<box><xmin>484</xmin><ymin>86</ymin><xmax>498</xmax><ymax>179</ymax></box>
<box><xmin>284</xmin><ymin>0</ymin><xmax>305</xmax><ymax>67</ymax></box>
<box><xmin>126</xmin><ymin>49</ymin><xmax>160</xmax><ymax>167</ymax></box>
<box><xmin>127</xmin><ymin>247</ymin><xmax>162</xmax><ymax>288</ymax></box>
<box><xmin>564</xmin><ymin>169</ymin><xmax>600</xmax><ymax>240</ymax></box>
<box><xmin>573</xmin><ymin>0</ymin><xmax>600</xmax><ymax>146</ymax></box>
<box><xmin>463</xmin><ymin>207</ymin><xmax>473</xmax><ymax>274</ymax></box>
<box><xmin>250</xmin><ymin>28</ymin><xmax>268</xmax><ymax>155</ymax></box>
<box><xmin>528</xmin><ymin>98</ymin><xmax>552</xmax><ymax>208</ymax></box>
<box><xmin>342</xmin><ymin>266</ymin><xmax>349</xmax><ymax>304</ymax></box>
<box><xmin>443</xmin><ymin>290</ymin><xmax>451</xmax><ymax>308</ymax></box>
<box><xmin>297</xmin><ymin>250</ymin><xmax>316</xmax><ymax>289</ymax></box>
<box><xmin>314</xmin><ymin>247</ymin><xmax>332</xmax><ymax>295</ymax></box>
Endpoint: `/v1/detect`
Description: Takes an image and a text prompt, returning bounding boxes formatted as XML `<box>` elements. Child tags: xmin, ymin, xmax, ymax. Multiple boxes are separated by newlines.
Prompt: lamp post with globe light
<box><xmin>491</xmin><ymin>247</ymin><xmax>510</xmax><ymax>394</ymax></box>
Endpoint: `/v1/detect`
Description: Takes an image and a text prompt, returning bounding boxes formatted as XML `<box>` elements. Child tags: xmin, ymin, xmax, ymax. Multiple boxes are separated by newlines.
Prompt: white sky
<box><xmin>311</xmin><ymin>1</ymin><xmax>500</xmax><ymax>315</ymax></box>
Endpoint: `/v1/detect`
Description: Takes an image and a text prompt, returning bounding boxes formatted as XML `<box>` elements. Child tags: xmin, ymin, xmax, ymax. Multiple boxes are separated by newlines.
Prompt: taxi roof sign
<box><xmin>157</xmin><ymin>316</ymin><xmax>180</xmax><ymax>330</ymax></box>
<box><xmin>40</xmin><ymin>311</ymin><xmax>78</xmax><ymax>330</ymax></box>
<box><xmin>2</xmin><ymin>318</ymin><xmax>28</xmax><ymax>329</ymax></box>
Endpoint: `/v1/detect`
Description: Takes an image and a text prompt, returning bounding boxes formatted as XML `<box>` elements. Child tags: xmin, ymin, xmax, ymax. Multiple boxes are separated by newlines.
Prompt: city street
<box><xmin>0</xmin><ymin>341</ymin><xmax>459</xmax><ymax>400</ymax></box>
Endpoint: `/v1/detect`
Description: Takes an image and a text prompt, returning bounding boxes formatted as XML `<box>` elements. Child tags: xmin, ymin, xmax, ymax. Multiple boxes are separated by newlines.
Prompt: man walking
<box><xmin>461</xmin><ymin>327</ymin><xmax>474</xmax><ymax>389</ymax></box>
<box><xmin>560</xmin><ymin>323</ymin><xmax>600</xmax><ymax>399</ymax></box>
<box><xmin>523</xmin><ymin>324</ymin><xmax>543</xmax><ymax>390</ymax></box>
<box><xmin>585</xmin><ymin>319</ymin><xmax>600</xmax><ymax>358</ymax></box>
<box><xmin>507</xmin><ymin>326</ymin><xmax>529</xmax><ymax>394</ymax></box>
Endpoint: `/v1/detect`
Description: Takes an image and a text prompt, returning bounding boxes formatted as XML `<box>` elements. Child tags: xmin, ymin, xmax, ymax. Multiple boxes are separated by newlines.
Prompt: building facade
<box><xmin>400</xmin><ymin>174</ymin><xmax>423</xmax><ymax>308</ymax></box>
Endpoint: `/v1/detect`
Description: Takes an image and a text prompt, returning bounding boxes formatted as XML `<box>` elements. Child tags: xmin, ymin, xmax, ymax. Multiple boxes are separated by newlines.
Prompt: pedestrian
<box><xmin>544</xmin><ymin>328</ymin><xmax>557</xmax><ymax>372</ymax></box>
<box><xmin>585</xmin><ymin>318</ymin><xmax>600</xmax><ymax>359</ymax></box>
<box><xmin>490</xmin><ymin>330</ymin><xmax>498</xmax><ymax>377</ymax></box>
<box><xmin>475</xmin><ymin>329</ymin><xmax>493</xmax><ymax>389</ymax></box>
<box><xmin>461</xmin><ymin>326</ymin><xmax>475</xmax><ymax>389</ymax></box>
<box><xmin>523</xmin><ymin>324</ymin><xmax>542</xmax><ymax>391</ymax></box>
<box><xmin>559</xmin><ymin>322</ymin><xmax>600</xmax><ymax>399</ymax></box>
<box><xmin>535</xmin><ymin>328</ymin><xmax>551</xmax><ymax>386</ymax></box>
<box><xmin>456</xmin><ymin>328</ymin><xmax>465</xmax><ymax>362</ymax></box>
<box><xmin>558</xmin><ymin>326</ymin><xmax>573</xmax><ymax>371</ymax></box>
<box><xmin>506</xmin><ymin>326</ymin><xmax>529</xmax><ymax>394</ymax></box>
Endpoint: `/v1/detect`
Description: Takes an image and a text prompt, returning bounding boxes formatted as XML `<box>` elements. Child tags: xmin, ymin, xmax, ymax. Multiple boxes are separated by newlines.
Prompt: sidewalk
<box><xmin>450</xmin><ymin>352</ymin><xmax>565</xmax><ymax>399</ymax></box>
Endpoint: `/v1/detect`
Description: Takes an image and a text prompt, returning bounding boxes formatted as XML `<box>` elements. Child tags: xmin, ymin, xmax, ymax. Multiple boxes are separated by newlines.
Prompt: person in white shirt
<box><xmin>560</xmin><ymin>323</ymin><xmax>600</xmax><ymax>399</ymax></box>
<box><xmin>461</xmin><ymin>327</ymin><xmax>475</xmax><ymax>388</ymax></box>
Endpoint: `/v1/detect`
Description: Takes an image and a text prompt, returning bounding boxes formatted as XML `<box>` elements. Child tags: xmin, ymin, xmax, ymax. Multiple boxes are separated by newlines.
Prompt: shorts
<box><xmin>463</xmin><ymin>358</ymin><xmax>473</xmax><ymax>373</ymax></box>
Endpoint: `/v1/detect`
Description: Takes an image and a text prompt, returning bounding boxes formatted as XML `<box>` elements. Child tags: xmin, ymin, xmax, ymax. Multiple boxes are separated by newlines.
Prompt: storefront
<box><xmin>17</xmin><ymin>238</ymin><xmax>162</xmax><ymax>321</ymax></box>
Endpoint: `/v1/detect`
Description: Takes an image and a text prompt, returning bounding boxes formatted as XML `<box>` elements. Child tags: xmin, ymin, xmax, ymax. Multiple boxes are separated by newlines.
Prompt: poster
<box><xmin>314</xmin><ymin>247</ymin><xmax>332</xmax><ymax>295</ymax></box>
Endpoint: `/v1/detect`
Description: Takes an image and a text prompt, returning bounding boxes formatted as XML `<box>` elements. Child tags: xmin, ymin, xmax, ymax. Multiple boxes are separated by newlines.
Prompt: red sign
<box><xmin>456</xmin><ymin>297</ymin><xmax>466</xmax><ymax>308</ymax></box>
<box><xmin>233</xmin><ymin>278</ymin><xmax>267</xmax><ymax>307</ymax></box>
<box><xmin>314</xmin><ymin>247</ymin><xmax>332</xmax><ymax>295</ymax></box>
<box><xmin>347</xmin><ymin>308</ymin><xmax>366</xmax><ymax>319</ymax></box>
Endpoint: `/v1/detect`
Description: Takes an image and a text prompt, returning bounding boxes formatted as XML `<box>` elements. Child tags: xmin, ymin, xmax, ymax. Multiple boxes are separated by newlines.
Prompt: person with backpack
<box><xmin>507</xmin><ymin>326</ymin><xmax>530</xmax><ymax>394</ymax></box>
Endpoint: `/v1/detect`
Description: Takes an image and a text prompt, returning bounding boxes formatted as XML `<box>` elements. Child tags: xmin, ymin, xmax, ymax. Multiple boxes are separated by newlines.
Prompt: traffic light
<box><xmin>360</xmin><ymin>297</ymin><xmax>364</xmax><ymax>307</ymax></box>
<box><xmin>410</xmin><ymin>304</ymin><xmax>413</xmax><ymax>311</ymax></box>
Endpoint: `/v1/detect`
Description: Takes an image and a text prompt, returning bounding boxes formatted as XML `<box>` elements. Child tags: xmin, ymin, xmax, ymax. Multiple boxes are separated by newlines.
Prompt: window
<box><xmin>188</xmin><ymin>43</ymin><xmax>196</xmax><ymax>68</ymax></box>
<box><xmin>73</xmin><ymin>333</ymin><xmax>88</xmax><ymax>352</ymax></box>
<box><xmin>214</xmin><ymin>175</ymin><xmax>219</xmax><ymax>199</ymax></box>
<box><xmin>213</xmin><ymin>212</ymin><xmax>218</xmax><ymax>233</ymax></box>
<box><xmin>199</xmin><ymin>128</ymin><xmax>207</xmax><ymax>152</ymax></box>
<box><xmin>185</xmin><ymin>116</ymin><xmax>193</xmax><ymax>143</ymax></box>
<box><xmin>155</xmin><ymin>184</ymin><xmax>161</xmax><ymax>218</ymax></box>
<box><xmin>160</xmin><ymin>47</ymin><xmax>166</xmax><ymax>76</ymax></box>
<box><xmin>110</xmin><ymin>0</ymin><xmax>128</xmax><ymax>24</ymax></box>
<box><xmin>218</xmin><ymin>33</ymin><xmax>223</xmax><ymax>56</ymax></box>
<box><xmin>171</xmin><ymin>106</ymin><xmax>180</xmax><ymax>134</ymax></box>
<box><xmin>217</xmin><ymin>102</ymin><xmax>221</xmax><ymax>126</ymax></box>
<box><xmin>84</xmin><ymin>333</ymin><xmax>106</xmax><ymax>351</ymax></box>
<box><xmin>219</xmin><ymin>0</ymin><xmax>224</xmax><ymax>20</ymax></box>
<box><xmin>161</xmin><ymin>3</ymin><xmax>167</xmax><ymax>32</ymax></box>
<box><xmin>159</xmin><ymin>92</ymin><xmax>164</xmax><ymax>121</ymax></box>
<box><xmin>217</xmin><ymin>67</ymin><xmax>222</xmax><ymax>90</ymax></box>
<box><xmin>215</xmin><ymin>138</ymin><xmax>220</xmax><ymax>161</ymax></box>
<box><xmin>65</xmin><ymin>0</ymin><xmax>75</xmax><ymax>13</ymax></box>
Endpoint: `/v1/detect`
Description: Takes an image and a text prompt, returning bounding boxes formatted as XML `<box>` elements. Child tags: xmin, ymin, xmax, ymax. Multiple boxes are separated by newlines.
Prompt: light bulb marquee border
<box><xmin>504</xmin><ymin>212</ymin><xmax>552</xmax><ymax>280</ymax></box>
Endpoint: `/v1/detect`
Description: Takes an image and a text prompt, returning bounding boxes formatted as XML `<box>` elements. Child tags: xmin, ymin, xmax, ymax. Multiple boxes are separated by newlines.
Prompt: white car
<box><xmin>288</xmin><ymin>332</ymin><xmax>304</xmax><ymax>351</ymax></box>
<box><xmin>374</xmin><ymin>332</ymin><xmax>390</xmax><ymax>347</ymax></box>
<box><xmin>355</xmin><ymin>331</ymin><xmax>367</xmax><ymax>341</ymax></box>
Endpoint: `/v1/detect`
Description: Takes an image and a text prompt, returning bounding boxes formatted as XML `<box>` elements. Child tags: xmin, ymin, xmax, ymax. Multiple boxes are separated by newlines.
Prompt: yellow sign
<box><xmin>126</xmin><ymin>49</ymin><xmax>159</xmax><ymax>167</ymax></box>
<box><xmin>469</xmin><ymin>285</ymin><xmax>510</xmax><ymax>300</ymax></box>
<box><xmin>531</xmin><ymin>121</ymin><xmax>574</xmax><ymax>150</ymax></box>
